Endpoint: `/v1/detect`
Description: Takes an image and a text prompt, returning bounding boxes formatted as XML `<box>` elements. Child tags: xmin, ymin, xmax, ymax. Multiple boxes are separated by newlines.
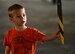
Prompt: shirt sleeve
<box><xmin>3</xmin><ymin>30</ymin><xmax>11</xmax><ymax>46</ymax></box>
<box><xmin>33</xmin><ymin>28</ymin><xmax>46</xmax><ymax>44</ymax></box>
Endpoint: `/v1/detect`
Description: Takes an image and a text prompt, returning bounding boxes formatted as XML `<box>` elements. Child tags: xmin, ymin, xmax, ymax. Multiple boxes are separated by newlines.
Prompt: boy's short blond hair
<box><xmin>8</xmin><ymin>4</ymin><xmax>24</xmax><ymax>17</ymax></box>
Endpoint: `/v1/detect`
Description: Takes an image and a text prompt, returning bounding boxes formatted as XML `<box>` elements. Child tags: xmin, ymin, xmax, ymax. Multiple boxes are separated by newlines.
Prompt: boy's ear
<box><xmin>9</xmin><ymin>18</ymin><xmax>13</xmax><ymax>23</ymax></box>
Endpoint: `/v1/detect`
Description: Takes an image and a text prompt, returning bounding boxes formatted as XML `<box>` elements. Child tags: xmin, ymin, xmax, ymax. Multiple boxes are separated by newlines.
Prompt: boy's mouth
<box><xmin>21</xmin><ymin>21</ymin><xmax>25</xmax><ymax>23</ymax></box>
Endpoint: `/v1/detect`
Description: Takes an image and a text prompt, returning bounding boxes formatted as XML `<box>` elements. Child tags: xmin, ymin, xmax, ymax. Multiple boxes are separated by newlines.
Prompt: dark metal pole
<box><xmin>57</xmin><ymin>0</ymin><xmax>64</xmax><ymax>45</ymax></box>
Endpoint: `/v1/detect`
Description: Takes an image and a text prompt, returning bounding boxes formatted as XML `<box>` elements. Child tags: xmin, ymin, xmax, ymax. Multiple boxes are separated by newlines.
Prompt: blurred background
<box><xmin>0</xmin><ymin>0</ymin><xmax>75</xmax><ymax>54</ymax></box>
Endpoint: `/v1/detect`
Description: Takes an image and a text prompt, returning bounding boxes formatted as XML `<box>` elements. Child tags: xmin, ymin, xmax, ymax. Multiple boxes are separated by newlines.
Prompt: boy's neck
<box><xmin>15</xmin><ymin>25</ymin><xmax>27</xmax><ymax>31</ymax></box>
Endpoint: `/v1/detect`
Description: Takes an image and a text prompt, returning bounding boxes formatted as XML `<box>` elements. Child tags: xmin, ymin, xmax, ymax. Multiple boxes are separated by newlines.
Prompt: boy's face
<box><xmin>10</xmin><ymin>8</ymin><xmax>27</xmax><ymax>26</ymax></box>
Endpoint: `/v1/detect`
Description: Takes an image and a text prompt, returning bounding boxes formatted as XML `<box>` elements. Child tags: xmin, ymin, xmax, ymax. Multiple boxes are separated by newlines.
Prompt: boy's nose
<box><xmin>20</xmin><ymin>16</ymin><xmax>24</xmax><ymax>19</ymax></box>
<box><xmin>19</xmin><ymin>17</ymin><xmax>23</xmax><ymax>21</ymax></box>
<box><xmin>20</xmin><ymin>16</ymin><xmax>25</xmax><ymax>21</ymax></box>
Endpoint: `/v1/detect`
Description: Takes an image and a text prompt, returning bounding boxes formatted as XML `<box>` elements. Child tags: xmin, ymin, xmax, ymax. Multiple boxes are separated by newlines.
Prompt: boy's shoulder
<box><xmin>27</xmin><ymin>27</ymin><xmax>38</xmax><ymax>31</ymax></box>
<box><xmin>6</xmin><ymin>28</ymin><xmax>14</xmax><ymax>34</ymax></box>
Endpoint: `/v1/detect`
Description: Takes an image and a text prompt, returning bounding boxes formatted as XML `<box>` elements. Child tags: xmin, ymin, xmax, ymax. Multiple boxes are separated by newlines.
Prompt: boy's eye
<box><xmin>23</xmin><ymin>14</ymin><xmax>25</xmax><ymax>16</ymax></box>
<box><xmin>16</xmin><ymin>14</ymin><xmax>25</xmax><ymax>18</ymax></box>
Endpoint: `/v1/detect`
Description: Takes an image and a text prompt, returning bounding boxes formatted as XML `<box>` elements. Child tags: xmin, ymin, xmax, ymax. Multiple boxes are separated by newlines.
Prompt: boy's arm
<box><xmin>5</xmin><ymin>46</ymin><xmax>11</xmax><ymax>54</ymax></box>
<box><xmin>42</xmin><ymin>35</ymin><xmax>59</xmax><ymax>41</ymax></box>
<box><xmin>42</xmin><ymin>30</ymin><xmax>60</xmax><ymax>41</ymax></box>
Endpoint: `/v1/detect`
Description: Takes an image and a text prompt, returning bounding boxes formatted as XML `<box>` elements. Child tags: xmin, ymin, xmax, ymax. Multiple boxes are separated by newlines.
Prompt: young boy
<box><xmin>3</xmin><ymin>4</ymin><xmax>60</xmax><ymax>54</ymax></box>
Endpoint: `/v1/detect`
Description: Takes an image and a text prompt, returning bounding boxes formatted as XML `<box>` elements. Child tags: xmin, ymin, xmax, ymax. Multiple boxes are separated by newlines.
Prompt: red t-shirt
<box><xmin>3</xmin><ymin>27</ymin><xmax>45</xmax><ymax>54</ymax></box>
